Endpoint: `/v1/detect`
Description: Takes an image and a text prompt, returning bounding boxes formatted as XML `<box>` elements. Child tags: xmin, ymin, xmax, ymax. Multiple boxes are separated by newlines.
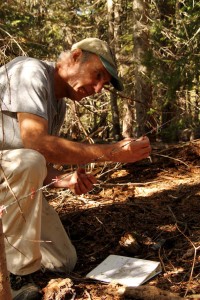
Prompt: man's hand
<box><xmin>110</xmin><ymin>136</ymin><xmax>151</xmax><ymax>163</ymax></box>
<box><xmin>53</xmin><ymin>168</ymin><xmax>97</xmax><ymax>195</ymax></box>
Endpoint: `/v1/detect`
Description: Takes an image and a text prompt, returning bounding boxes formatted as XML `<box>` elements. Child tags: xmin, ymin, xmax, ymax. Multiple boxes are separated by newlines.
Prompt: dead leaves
<box><xmin>42</xmin><ymin>278</ymin><xmax>75</xmax><ymax>300</ymax></box>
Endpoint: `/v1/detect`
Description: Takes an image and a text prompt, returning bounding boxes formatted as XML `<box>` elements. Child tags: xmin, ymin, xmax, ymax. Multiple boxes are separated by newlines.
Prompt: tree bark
<box><xmin>117</xmin><ymin>285</ymin><xmax>184</xmax><ymax>300</ymax></box>
<box><xmin>0</xmin><ymin>215</ymin><xmax>12</xmax><ymax>300</ymax></box>
<box><xmin>122</xmin><ymin>97</ymin><xmax>135</xmax><ymax>138</ymax></box>
<box><xmin>107</xmin><ymin>0</ymin><xmax>121</xmax><ymax>140</ymax></box>
<box><xmin>133</xmin><ymin>0</ymin><xmax>153</xmax><ymax>137</ymax></box>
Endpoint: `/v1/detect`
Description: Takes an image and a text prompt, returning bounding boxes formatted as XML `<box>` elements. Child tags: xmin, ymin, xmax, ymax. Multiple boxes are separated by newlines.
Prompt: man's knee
<box><xmin>2</xmin><ymin>149</ymin><xmax>47</xmax><ymax>182</ymax></box>
<box><xmin>21</xmin><ymin>149</ymin><xmax>46</xmax><ymax>170</ymax></box>
<box><xmin>19</xmin><ymin>149</ymin><xmax>47</xmax><ymax>182</ymax></box>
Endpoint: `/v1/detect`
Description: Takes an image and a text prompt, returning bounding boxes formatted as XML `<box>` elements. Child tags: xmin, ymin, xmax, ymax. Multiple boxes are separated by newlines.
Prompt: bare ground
<box><xmin>35</xmin><ymin>139</ymin><xmax>200</xmax><ymax>299</ymax></box>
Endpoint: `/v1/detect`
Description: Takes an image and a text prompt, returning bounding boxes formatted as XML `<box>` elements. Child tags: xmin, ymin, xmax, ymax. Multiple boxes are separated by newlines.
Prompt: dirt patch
<box><xmin>37</xmin><ymin>140</ymin><xmax>200</xmax><ymax>299</ymax></box>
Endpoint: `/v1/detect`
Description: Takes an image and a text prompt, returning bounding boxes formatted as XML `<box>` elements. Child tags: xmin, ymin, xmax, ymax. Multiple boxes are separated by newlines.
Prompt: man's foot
<box><xmin>10</xmin><ymin>273</ymin><xmax>42</xmax><ymax>300</ymax></box>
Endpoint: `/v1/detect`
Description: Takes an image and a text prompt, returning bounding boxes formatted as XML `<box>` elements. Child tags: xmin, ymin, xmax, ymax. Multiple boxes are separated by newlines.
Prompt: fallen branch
<box><xmin>168</xmin><ymin>206</ymin><xmax>200</xmax><ymax>298</ymax></box>
<box><xmin>97</xmin><ymin>180</ymin><xmax>161</xmax><ymax>187</ymax></box>
<box><xmin>42</xmin><ymin>277</ymin><xmax>186</xmax><ymax>300</ymax></box>
<box><xmin>153</xmin><ymin>153</ymin><xmax>190</xmax><ymax>168</ymax></box>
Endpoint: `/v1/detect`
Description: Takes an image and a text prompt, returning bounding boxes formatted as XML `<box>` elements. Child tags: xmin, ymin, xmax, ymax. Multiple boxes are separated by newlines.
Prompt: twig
<box><xmin>98</xmin><ymin>180</ymin><xmax>162</xmax><ymax>187</ymax></box>
<box><xmin>0</xmin><ymin>165</ymin><xmax>26</xmax><ymax>222</ymax></box>
<box><xmin>73</xmin><ymin>101</ymin><xmax>94</xmax><ymax>144</ymax></box>
<box><xmin>0</xmin><ymin>27</ymin><xmax>27</xmax><ymax>56</ymax></box>
<box><xmin>167</xmin><ymin>206</ymin><xmax>200</xmax><ymax>297</ymax></box>
<box><xmin>153</xmin><ymin>153</ymin><xmax>190</xmax><ymax>168</ymax></box>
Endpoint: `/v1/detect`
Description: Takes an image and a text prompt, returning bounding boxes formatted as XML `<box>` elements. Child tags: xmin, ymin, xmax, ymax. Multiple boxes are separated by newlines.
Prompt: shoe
<box><xmin>10</xmin><ymin>273</ymin><xmax>42</xmax><ymax>300</ymax></box>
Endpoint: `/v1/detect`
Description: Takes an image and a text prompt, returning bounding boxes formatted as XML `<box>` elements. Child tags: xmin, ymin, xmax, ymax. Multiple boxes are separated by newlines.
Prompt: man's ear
<box><xmin>71</xmin><ymin>48</ymin><xmax>82</xmax><ymax>62</ymax></box>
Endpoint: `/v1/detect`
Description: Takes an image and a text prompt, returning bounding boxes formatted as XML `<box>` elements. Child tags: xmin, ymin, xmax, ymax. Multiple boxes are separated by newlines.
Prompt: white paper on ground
<box><xmin>86</xmin><ymin>254</ymin><xmax>162</xmax><ymax>287</ymax></box>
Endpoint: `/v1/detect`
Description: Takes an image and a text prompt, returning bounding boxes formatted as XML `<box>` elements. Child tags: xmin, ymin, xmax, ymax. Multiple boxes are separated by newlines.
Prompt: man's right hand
<box><xmin>109</xmin><ymin>136</ymin><xmax>151</xmax><ymax>163</ymax></box>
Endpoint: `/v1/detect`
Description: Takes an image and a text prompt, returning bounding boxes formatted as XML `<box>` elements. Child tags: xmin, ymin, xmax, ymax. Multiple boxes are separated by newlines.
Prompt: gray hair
<box><xmin>57</xmin><ymin>50</ymin><xmax>71</xmax><ymax>62</ymax></box>
<box><xmin>58</xmin><ymin>49</ymin><xmax>94</xmax><ymax>63</ymax></box>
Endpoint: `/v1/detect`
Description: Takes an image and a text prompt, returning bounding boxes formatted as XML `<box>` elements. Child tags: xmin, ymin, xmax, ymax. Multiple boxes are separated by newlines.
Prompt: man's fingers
<box><xmin>69</xmin><ymin>171</ymin><xmax>97</xmax><ymax>195</ymax></box>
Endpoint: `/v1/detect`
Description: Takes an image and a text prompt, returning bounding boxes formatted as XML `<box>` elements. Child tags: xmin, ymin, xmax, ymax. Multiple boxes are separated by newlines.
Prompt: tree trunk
<box><xmin>133</xmin><ymin>0</ymin><xmax>152</xmax><ymax>138</ymax></box>
<box><xmin>0</xmin><ymin>216</ymin><xmax>12</xmax><ymax>300</ymax></box>
<box><xmin>107</xmin><ymin>0</ymin><xmax>121</xmax><ymax>140</ymax></box>
<box><xmin>122</xmin><ymin>97</ymin><xmax>135</xmax><ymax>138</ymax></box>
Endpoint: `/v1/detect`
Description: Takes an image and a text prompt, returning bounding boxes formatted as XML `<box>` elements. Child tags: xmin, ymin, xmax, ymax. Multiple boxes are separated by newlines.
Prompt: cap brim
<box><xmin>99</xmin><ymin>56</ymin><xmax>124</xmax><ymax>91</ymax></box>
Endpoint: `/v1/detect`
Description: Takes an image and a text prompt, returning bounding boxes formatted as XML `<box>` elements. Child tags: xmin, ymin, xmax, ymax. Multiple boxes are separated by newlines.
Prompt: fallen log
<box><xmin>0</xmin><ymin>213</ymin><xmax>12</xmax><ymax>300</ymax></box>
<box><xmin>116</xmin><ymin>285</ymin><xmax>184</xmax><ymax>300</ymax></box>
<box><xmin>42</xmin><ymin>277</ymin><xmax>185</xmax><ymax>300</ymax></box>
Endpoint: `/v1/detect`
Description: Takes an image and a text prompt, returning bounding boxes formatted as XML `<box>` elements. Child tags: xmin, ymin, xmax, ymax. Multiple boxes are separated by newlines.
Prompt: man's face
<box><xmin>57</xmin><ymin>51</ymin><xmax>112</xmax><ymax>101</ymax></box>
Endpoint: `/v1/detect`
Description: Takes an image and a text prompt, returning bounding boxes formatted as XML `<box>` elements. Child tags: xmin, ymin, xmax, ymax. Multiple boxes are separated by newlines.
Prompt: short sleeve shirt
<box><xmin>0</xmin><ymin>56</ymin><xmax>66</xmax><ymax>150</ymax></box>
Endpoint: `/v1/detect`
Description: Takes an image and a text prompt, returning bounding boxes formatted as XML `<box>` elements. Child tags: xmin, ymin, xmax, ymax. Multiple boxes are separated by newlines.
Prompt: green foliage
<box><xmin>160</xmin><ymin>122</ymin><xmax>179</xmax><ymax>142</ymax></box>
<box><xmin>146</xmin><ymin>0</ymin><xmax>200</xmax><ymax>139</ymax></box>
<box><xmin>0</xmin><ymin>0</ymin><xmax>103</xmax><ymax>62</ymax></box>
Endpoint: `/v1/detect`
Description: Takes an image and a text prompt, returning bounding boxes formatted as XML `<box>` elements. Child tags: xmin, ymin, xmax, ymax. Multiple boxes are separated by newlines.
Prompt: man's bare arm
<box><xmin>18</xmin><ymin>112</ymin><xmax>151</xmax><ymax>165</ymax></box>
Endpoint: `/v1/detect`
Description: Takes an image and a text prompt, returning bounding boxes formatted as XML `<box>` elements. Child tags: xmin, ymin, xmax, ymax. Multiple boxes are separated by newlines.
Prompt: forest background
<box><xmin>0</xmin><ymin>0</ymin><xmax>199</xmax><ymax>144</ymax></box>
<box><xmin>0</xmin><ymin>1</ymin><xmax>200</xmax><ymax>299</ymax></box>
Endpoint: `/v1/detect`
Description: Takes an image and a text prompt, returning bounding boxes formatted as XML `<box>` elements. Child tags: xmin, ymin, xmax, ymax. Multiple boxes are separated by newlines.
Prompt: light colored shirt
<box><xmin>0</xmin><ymin>56</ymin><xmax>66</xmax><ymax>150</ymax></box>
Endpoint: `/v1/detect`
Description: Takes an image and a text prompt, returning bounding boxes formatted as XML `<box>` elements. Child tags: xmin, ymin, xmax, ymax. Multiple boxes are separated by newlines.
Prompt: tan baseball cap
<box><xmin>71</xmin><ymin>38</ymin><xmax>124</xmax><ymax>91</ymax></box>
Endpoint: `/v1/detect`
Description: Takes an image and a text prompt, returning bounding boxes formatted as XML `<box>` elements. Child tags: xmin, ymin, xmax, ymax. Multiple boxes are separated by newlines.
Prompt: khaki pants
<box><xmin>0</xmin><ymin>149</ymin><xmax>77</xmax><ymax>276</ymax></box>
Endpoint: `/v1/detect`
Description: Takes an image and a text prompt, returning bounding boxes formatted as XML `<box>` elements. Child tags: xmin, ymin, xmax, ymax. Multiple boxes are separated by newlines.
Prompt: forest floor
<box><xmin>36</xmin><ymin>139</ymin><xmax>200</xmax><ymax>300</ymax></box>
